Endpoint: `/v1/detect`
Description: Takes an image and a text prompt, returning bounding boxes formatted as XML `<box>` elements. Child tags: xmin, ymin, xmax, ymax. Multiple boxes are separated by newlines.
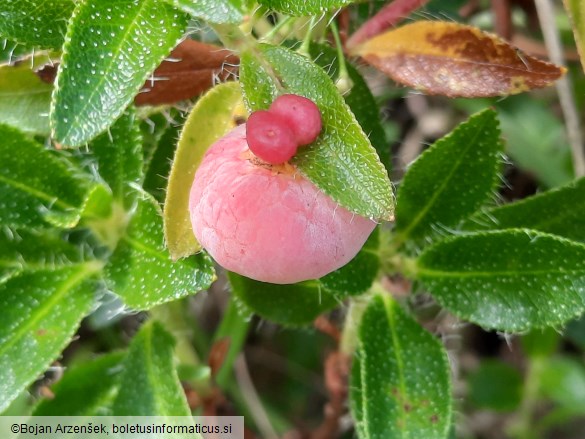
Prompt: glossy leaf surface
<box><xmin>112</xmin><ymin>321</ymin><xmax>191</xmax><ymax>415</ymax></box>
<box><xmin>51</xmin><ymin>0</ymin><xmax>188</xmax><ymax>146</ymax></box>
<box><xmin>352</xmin><ymin>21</ymin><xmax>564</xmax><ymax>97</ymax></box>
<box><xmin>0</xmin><ymin>124</ymin><xmax>93</xmax><ymax>228</ymax></box>
<box><xmin>394</xmin><ymin>109</ymin><xmax>502</xmax><ymax>244</ymax></box>
<box><xmin>0</xmin><ymin>0</ymin><xmax>74</xmax><ymax>49</ymax></box>
<box><xmin>416</xmin><ymin>230</ymin><xmax>585</xmax><ymax>332</ymax></box>
<box><xmin>351</xmin><ymin>294</ymin><xmax>451</xmax><ymax>439</ymax></box>
<box><xmin>0</xmin><ymin>263</ymin><xmax>101</xmax><ymax>412</ymax></box>
<box><xmin>106</xmin><ymin>195</ymin><xmax>215</xmax><ymax>310</ymax></box>
<box><xmin>464</xmin><ymin>177</ymin><xmax>585</xmax><ymax>242</ymax></box>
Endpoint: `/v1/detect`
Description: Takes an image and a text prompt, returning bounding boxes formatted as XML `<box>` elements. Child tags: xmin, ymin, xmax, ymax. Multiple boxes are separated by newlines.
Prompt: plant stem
<box><xmin>329</xmin><ymin>20</ymin><xmax>353</xmax><ymax>93</ymax></box>
<box><xmin>260</xmin><ymin>16</ymin><xmax>294</xmax><ymax>43</ymax></box>
<box><xmin>298</xmin><ymin>17</ymin><xmax>317</xmax><ymax>56</ymax></box>
<box><xmin>509</xmin><ymin>356</ymin><xmax>546</xmax><ymax>439</ymax></box>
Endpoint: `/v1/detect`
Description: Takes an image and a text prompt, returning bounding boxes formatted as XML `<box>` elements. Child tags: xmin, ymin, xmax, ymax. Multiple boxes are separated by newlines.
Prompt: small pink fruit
<box><xmin>189</xmin><ymin>124</ymin><xmax>376</xmax><ymax>284</ymax></box>
<box><xmin>246</xmin><ymin>110</ymin><xmax>298</xmax><ymax>164</ymax></box>
<box><xmin>270</xmin><ymin>94</ymin><xmax>322</xmax><ymax>146</ymax></box>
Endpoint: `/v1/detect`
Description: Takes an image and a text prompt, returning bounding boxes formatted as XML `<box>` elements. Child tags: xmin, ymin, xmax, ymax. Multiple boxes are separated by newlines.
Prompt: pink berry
<box><xmin>189</xmin><ymin>124</ymin><xmax>376</xmax><ymax>284</ymax></box>
<box><xmin>269</xmin><ymin>94</ymin><xmax>322</xmax><ymax>146</ymax></box>
<box><xmin>246</xmin><ymin>110</ymin><xmax>298</xmax><ymax>164</ymax></box>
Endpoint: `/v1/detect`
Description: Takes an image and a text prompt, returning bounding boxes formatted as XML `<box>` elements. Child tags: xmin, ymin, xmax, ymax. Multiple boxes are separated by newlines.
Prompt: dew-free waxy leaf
<box><xmin>0</xmin><ymin>0</ymin><xmax>75</xmax><ymax>49</ymax></box>
<box><xmin>351</xmin><ymin>294</ymin><xmax>452</xmax><ymax>439</ymax></box>
<box><xmin>106</xmin><ymin>194</ymin><xmax>215</xmax><ymax>310</ymax></box>
<box><xmin>113</xmin><ymin>321</ymin><xmax>191</xmax><ymax>416</ymax></box>
<box><xmin>240</xmin><ymin>45</ymin><xmax>394</xmax><ymax>221</ymax></box>
<box><xmin>258</xmin><ymin>0</ymin><xmax>357</xmax><ymax>16</ymax></box>
<box><xmin>34</xmin><ymin>352</ymin><xmax>125</xmax><ymax>416</ymax></box>
<box><xmin>165</xmin><ymin>81</ymin><xmax>244</xmax><ymax>260</ymax></box>
<box><xmin>0</xmin><ymin>263</ymin><xmax>102</xmax><ymax>412</ymax></box>
<box><xmin>51</xmin><ymin>0</ymin><xmax>189</xmax><ymax>146</ymax></box>
<box><xmin>0</xmin><ymin>123</ymin><xmax>94</xmax><ymax>228</ymax></box>
<box><xmin>351</xmin><ymin>21</ymin><xmax>565</xmax><ymax>97</ymax></box>
<box><xmin>164</xmin><ymin>0</ymin><xmax>244</xmax><ymax>24</ymax></box>
<box><xmin>394</xmin><ymin>109</ymin><xmax>502</xmax><ymax>244</ymax></box>
<box><xmin>0</xmin><ymin>56</ymin><xmax>52</xmax><ymax>135</ymax></box>
<box><xmin>135</xmin><ymin>40</ymin><xmax>238</xmax><ymax>106</ymax></box>
<box><xmin>415</xmin><ymin>230</ymin><xmax>585</xmax><ymax>332</ymax></box>
<box><xmin>463</xmin><ymin>176</ymin><xmax>585</xmax><ymax>242</ymax></box>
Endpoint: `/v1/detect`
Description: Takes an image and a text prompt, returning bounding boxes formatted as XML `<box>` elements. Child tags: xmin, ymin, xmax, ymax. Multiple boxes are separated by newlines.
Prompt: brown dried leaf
<box><xmin>134</xmin><ymin>39</ymin><xmax>239</xmax><ymax>106</ymax></box>
<box><xmin>350</xmin><ymin>20</ymin><xmax>565</xmax><ymax>97</ymax></box>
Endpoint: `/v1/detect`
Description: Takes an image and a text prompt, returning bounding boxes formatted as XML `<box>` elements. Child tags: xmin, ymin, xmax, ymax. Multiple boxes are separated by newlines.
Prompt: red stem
<box><xmin>346</xmin><ymin>0</ymin><xmax>430</xmax><ymax>50</ymax></box>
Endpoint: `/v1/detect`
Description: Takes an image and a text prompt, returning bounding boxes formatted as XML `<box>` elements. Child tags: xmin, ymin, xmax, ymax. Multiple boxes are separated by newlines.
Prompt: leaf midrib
<box><xmin>0</xmin><ymin>262</ymin><xmax>101</xmax><ymax>358</ymax></box>
<box><xmin>418</xmin><ymin>266</ymin><xmax>585</xmax><ymax>279</ymax></box>
<box><xmin>0</xmin><ymin>173</ymin><xmax>77</xmax><ymax>211</ymax></box>
<box><xmin>396</xmin><ymin>115</ymin><xmax>491</xmax><ymax>241</ymax></box>
<box><xmin>56</xmin><ymin>0</ymin><xmax>154</xmax><ymax>143</ymax></box>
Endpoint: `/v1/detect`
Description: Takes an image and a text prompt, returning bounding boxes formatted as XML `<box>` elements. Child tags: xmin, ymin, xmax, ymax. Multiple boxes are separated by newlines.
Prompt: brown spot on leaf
<box><xmin>352</xmin><ymin>21</ymin><xmax>564</xmax><ymax>97</ymax></box>
<box><xmin>208</xmin><ymin>337</ymin><xmax>231</xmax><ymax>378</ymax></box>
<box><xmin>430</xmin><ymin>414</ymin><xmax>439</xmax><ymax>423</ymax></box>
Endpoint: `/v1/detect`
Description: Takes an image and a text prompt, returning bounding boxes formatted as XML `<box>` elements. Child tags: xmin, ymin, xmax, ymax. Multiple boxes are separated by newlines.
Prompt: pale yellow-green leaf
<box><xmin>564</xmin><ymin>0</ymin><xmax>585</xmax><ymax>73</ymax></box>
<box><xmin>164</xmin><ymin>81</ymin><xmax>244</xmax><ymax>260</ymax></box>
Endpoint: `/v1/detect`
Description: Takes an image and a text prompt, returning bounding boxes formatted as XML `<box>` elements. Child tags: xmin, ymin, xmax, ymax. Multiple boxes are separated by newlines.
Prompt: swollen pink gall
<box><xmin>189</xmin><ymin>124</ymin><xmax>376</xmax><ymax>284</ymax></box>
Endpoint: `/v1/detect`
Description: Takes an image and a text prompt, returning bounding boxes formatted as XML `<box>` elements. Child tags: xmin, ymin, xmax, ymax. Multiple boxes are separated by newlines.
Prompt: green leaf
<box><xmin>229</xmin><ymin>272</ymin><xmax>340</xmax><ymax>326</ymax></box>
<box><xmin>498</xmin><ymin>96</ymin><xmax>573</xmax><ymax>188</ymax></box>
<box><xmin>350</xmin><ymin>294</ymin><xmax>452</xmax><ymax>439</ymax></box>
<box><xmin>165</xmin><ymin>81</ymin><xmax>243</xmax><ymax>260</ymax></box>
<box><xmin>0</xmin><ymin>56</ymin><xmax>52</xmax><ymax>135</ymax></box>
<box><xmin>164</xmin><ymin>0</ymin><xmax>244</xmax><ymax>23</ymax></box>
<box><xmin>143</xmin><ymin>110</ymin><xmax>185</xmax><ymax>203</ymax></box>
<box><xmin>320</xmin><ymin>227</ymin><xmax>380</xmax><ymax>295</ymax></box>
<box><xmin>415</xmin><ymin>230</ymin><xmax>585</xmax><ymax>332</ymax></box>
<box><xmin>394</xmin><ymin>109</ymin><xmax>502</xmax><ymax>244</ymax></box>
<box><xmin>468</xmin><ymin>360</ymin><xmax>522</xmax><ymax>412</ymax></box>
<box><xmin>106</xmin><ymin>194</ymin><xmax>215</xmax><ymax>310</ymax></box>
<box><xmin>566</xmin><ymin>314</ymin><xmax>585</xmax><ymax>350</ymax></box>
<box><xmin>87</xmin><ymin>108</ymin><xmax>143</xmax><ymax>209</ymax></box>
<box><xmin>51</xmin><ymin>0</ymin><xmax>189</xmax><ymax>146</ymax></box>
<box><xmin>0</xmin><ymin>0</ymin><xmax>75</xmax><ymax>49</ymax></box>
<box><xmin>0</xmin><ymin>229</ymin><xmax>84</xmax><ymax>283</ymax></box>
<box><xmin>240</xmin><ymin>44</ymin><xmax>393</xmax><ymax>221</ymax></box>
<box><xmin>0</xmin><ymin>262</ymin><xmax>102</xmax><ymax>412</ymax></box>
<box><xmin>0</xmin><ymin>123</ymin><xmax>94</xmax><ymax>229</ymax></box>
<box><xmin>463</xmin><ymin>176</ymin><xmax>585</xmax><ymax>243</ymax></box>
<box><xmin>309</xmin><ymin>43</ymin><xmax>390</xmax><ymax>173</ymax></box>
<box><xmin>539</xmin><ymin>357</ymin><xmax>585</xmax><ymax>415</ymax></box>
<box><xmin>112</xmin><ymin>321</ymin><xmax>190</xmax><ymax>416</ymax></box>
<box><xmin>258</xmin><ymin>0</ymin><xmax>357</xmax><ymax>16</ymax></box>
<box><xmin>33</xmin><ymin>352</ymin><xmax>125</xmax><ymax>416</ymax></box>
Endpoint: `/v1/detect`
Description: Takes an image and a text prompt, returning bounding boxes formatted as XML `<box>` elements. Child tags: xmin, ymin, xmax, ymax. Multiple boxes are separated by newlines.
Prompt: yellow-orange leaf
<box><xmin>351</xmin><ymin>21</ymin><xmax>565</xmax><ymax>97</ymax></box>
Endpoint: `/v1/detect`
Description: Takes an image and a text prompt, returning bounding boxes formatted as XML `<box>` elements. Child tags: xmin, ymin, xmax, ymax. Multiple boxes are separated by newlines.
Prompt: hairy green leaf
<box><xmin>165</xmin><ymin>81</ymin><xmax>243</xmax><ymax>260</ymax></box>
<box><xmin>164</xmin><ymin>0</ymin><xmax>244</xmax><ymax>23</ymax></box>
<box><xmin>229</xmin><ymin>272</ymin><xmax>340</xmax><ymax>326</ymax></box>
<box><xmin>106</xmin><ymin>194</ymin><xmax>215</xmax><ymax>310</ymax></box>
<box><xmin>258</xmin><ymin>0</ymin><xmax>357</xmax><ymax>16</ymax></box>
<box><xmin>394</xmin><ymin>109</ymin><xmax>502</xmax><ymax>244</ymax></box>
<box><xmin>0</xmin><ymin>0</ymin><xmax>74</xmax><ymax>49</ymax></box>
<box><xmin>0</xmin><ymin>229</ymin><xmax>84</xmax><ymax>283</ymax></box>
<box><xmin>240</xmin><ymin>44</ymin><xmax>393</xmax><ymax>221</ymax></box>
<box><xmin>0</xmin><ymin>123</ymin><xmax>94</xmax><ymax>228</ymax></box>
<box><xmin>0</xmin><ymin>263</ymin><xmax>102</xmax><ymax>412</ymax></box>
<box><xmin>310</xmin><ymin>43</ymin><xmax>390</xmax><ymax>173</ymax></box>
<box><xmin>0</xmin><ymin>56</ymin><xmax>52</xmax><ymax>135</ymax></box>
<box><xmin>415</xmin><ymin>230</ymin><xmax>585</xmax><ymax>332</ymax></box>
<box><xmin>463</xmin><ymin>177</ymin><xmax>585</xmax><ymax>243</ymax></box>
<box><xmin>351</xmin><ymin>294</ymin><xmax>452</xmax><ymax>439</ymax></box>
<box><xmin>34</xmin><ymin>352</ymin><xmax>125</xmax><ymax>416</ymax></box>
<box><xmin>113</xmin><ymin>321</ymin><xmax>190</xmax><ymax>416</ymax></box>
<box><xmin>87</xmin><ymin>108</ymin><xmax>143</xmax><ymax>209</ymax></box>
<box><xmin>51</xmin><ymin>0</ymin><xmax>188</xmax><ymax>146</ymax></box>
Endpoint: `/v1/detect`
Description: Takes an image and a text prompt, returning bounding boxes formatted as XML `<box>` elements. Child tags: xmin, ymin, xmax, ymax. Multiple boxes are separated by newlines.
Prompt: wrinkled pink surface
<box><xmin>189</xmin><ymin>124</ymin><xmax>376</xmax><ymax>284</ymax></box>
